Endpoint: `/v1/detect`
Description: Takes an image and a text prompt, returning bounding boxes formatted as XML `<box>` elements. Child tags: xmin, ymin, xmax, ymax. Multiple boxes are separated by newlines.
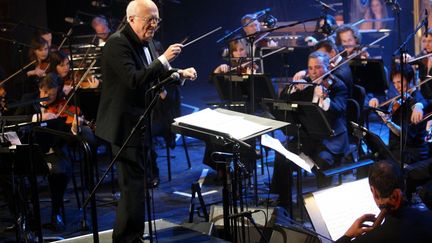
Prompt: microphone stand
<box><xmin>391</xmin><ymin>2</ymin><xmax>423</xmax><ymax>172</ymax></box>
<box><xmin>83</xmin><ymin>82</ymin><xmax>173</xmax><ymax>242</ymax></box>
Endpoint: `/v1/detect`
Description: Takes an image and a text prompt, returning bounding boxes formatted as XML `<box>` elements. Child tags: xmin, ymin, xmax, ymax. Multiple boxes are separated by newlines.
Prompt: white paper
<box><xmin>312</xmin><ymin>179</ymin><xmax>380</xmax><ymax>240</ymax></box>
<box><xmin>175</xmin><ymin>108</ymin><xmax>271</xmax><ymax>140</ymax></box>
<box><xmin>260</xmin><ymin>134</ymin><xmax>312</xmax><ymax>173</ymax></box>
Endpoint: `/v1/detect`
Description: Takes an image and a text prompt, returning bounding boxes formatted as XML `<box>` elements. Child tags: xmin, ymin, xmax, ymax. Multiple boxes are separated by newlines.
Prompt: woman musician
<box><xmin>213</xmin><ymin>37</ymin><xmax>260</xmax><ymax>75</ymax></box>
<box><xmin>13</xmin><ymin>72</ymin><xmax>96</xmax><ymax>231</ymax></box>
<box><xmin>23</xmin><ymin>37</ymin><xmax>50</xmax><ymax>95</ymax></box>
<box><xmin>47</xmin><ymin>50</ymin><xmax>100</xmax><ymax>96</ymax></box>
<box><xmin>369</xmin><ymin>63</ymin><xmax>429</xmax><ymax>164</ymax></box>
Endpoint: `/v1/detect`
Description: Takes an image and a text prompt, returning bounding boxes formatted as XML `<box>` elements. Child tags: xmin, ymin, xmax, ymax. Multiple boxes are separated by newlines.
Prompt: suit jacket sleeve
<box><xmin>103</xmin><ymin>36</ymin><xmax>166</xmax><ymax>90</ymax></box>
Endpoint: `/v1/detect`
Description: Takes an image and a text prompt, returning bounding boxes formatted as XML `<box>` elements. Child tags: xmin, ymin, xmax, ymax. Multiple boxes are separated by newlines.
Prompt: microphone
<box><xmin>228</xmin><ymin>210</ymin><xmax>260</xmax><ymax>219</ymax></box>
<box><xmin>65</xmin><ymin>17</ymin><xmax>86</xmax><ymax>25</ymax></box>
<box><xmin>426</xmin><ymin>9</ymin><xmax>429</xmax><ymax>37</ymax></box>
<box><xmin>150</xmin><ymin>72</ymin><xmax>181</xmax><ymax>91</ymax></box>
<box><xmin>251</xmin><ymin>8</ymin><xmax>271</xmax><ymax>17</ymax></box>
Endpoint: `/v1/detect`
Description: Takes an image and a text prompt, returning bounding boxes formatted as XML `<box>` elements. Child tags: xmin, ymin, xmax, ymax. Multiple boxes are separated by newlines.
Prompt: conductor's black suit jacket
<box><xmin>96</xmin><ymin>23</ymin><xmax>174</xmax><ymax>148</ymax></box>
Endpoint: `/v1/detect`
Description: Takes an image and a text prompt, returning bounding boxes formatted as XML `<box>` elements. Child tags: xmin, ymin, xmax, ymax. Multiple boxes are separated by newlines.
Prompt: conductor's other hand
<box><xmin>178</xmin><ymin>68</ymin><xmax>197</xmax><ymax>80</ymax></box>
<box><xmin>163</xmin><ymin>43</ymin><xmax>184</xmax><ymax>62</ymax></box>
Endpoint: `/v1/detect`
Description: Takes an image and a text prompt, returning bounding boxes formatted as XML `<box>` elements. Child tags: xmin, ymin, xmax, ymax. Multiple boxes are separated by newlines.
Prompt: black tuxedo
<box><xmin>336</xmin><ymin>204</ymin><xmax>432</xmax><ymax>243</ymax></box>
<box><xmin>96</xmin><ymin>23</ymin><xmax>175</xmax><ymax>242</ymax></box>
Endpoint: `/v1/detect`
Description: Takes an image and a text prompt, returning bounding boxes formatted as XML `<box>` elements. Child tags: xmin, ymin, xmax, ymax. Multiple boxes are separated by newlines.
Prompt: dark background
<box><xmin>0</xmin><ymin>0</ymin><xmax>416</xmax><ymax>85</ymax></box>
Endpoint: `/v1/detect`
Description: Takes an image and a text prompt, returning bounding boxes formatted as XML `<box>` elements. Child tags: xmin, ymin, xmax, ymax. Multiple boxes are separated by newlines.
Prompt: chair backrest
<box><xmin>352</xmin><ymin>84</ymin><xmax>366</xmax><ymax>108</ymax></box>
<box><xmin>346</xmin><ymin>98</ymin><xmax>360</xmax><ymax>144</ymax></box>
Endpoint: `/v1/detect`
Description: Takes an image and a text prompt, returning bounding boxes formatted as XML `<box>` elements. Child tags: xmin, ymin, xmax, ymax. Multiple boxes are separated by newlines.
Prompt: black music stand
<box><xmin>77</xmin><ymin>88</ymin><xmax>101</xmax><ymax>121</ymax></box>
<box><xmin>211</xmin><ymin>74</ymin><xmax>276</xmax><ymax>112</ymax></box>
<box><xmin>350</xmin><ymin>121</ymin><xmax>397</xmax><ymax>163</ymax></box>
<box><xmin>0</xmin><ymin>144</ymin><xmax>48</xmax><ymax>243</ymax></box>
<box><xmin>172</xmin><ymin>108</ymin><xmax>288</xmax><ymax>242</ymax></box>
<box><xmin>349</xmin><ymin>58</ymin><xmax>388</xmax><ymax>95</ymax></box>
<box><xmin>262</xmin><ymin>99</ymin><xmax>334</xmax><ymax>220</ymax></box>
<box><xmin>260</xmin><ymin>47</ymin><xmax>311</xmax><ymax>78</ymax></box>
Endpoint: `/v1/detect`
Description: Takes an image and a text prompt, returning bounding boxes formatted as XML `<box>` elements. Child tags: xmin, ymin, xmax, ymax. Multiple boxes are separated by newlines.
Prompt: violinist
<box><xmin>23</xmin><ymin>37</ymin><xmax>50</xmax><ymax>95</ymax></box>
<box><xmin>213</xmin><ymin>37</ymin><xmax>260</xmax><ymax>74</ymax></box>
<box><xmin>335</xmin><ymin>24</ymin><xmax>369</xmax><ymax>59</ymax></box>
<box><xmin>409</xmin><ymin>29</ymin><xmax>432</xmax><ymax>109</ymax></box>
<box><xmin>13</xmin><ymin>73</ymin><xmax>86</xmax><ymax>231</ymax></box>
<box><xmin>241</xmin><ymin>13</ymin><xmax>278</xmax><ymax>56</ymax></box>
<box><xmin>369</xmin><ymin>63</ymin><xmax>429</xmax><ymax>164</ymax></box>
<box><xmin>293</xmin><ymin>39</ymin><xmax>354</xmax><ymax>98</ymax></box>
<box><xmin>336</xmin><ymin>160</ymin><xmax>432</xmax><ymax>243</ymax></box>
<box><xmin>47</xmin><ymin>50</ymin><xmax>100</xmax><ymax>95</ymax></box>
<box><xmin>271</xmin><ymin>51</ymin><xmax>349</xmax><ymax>206</ymax></box>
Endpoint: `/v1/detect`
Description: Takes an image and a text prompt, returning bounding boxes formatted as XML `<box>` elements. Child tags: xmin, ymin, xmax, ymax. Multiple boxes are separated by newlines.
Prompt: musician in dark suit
<box><xmin>271</xmin><ymin>51</ymin><xmax>349</xmax><ymax>205</ymax></box>
<box><xmin>95</xmin><ymin>0</ymin><xmax>197</xmax><ymax>242</ymax></box>
<box><xmin>336</xmin><ymin>160</ymin><xmax>432</xmax><ymax>243</ymax></box>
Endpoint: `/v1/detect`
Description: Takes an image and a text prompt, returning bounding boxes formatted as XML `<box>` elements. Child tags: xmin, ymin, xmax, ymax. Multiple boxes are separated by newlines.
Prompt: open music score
<box><xmin>174</xmin><ymin>108</ymin><xmax>272</xmax><ymax>140</ymax></box>
<box><xmin>304</xmin><ymin>179</ymin><xmax>380</xmax><ymax>242</ymax></box>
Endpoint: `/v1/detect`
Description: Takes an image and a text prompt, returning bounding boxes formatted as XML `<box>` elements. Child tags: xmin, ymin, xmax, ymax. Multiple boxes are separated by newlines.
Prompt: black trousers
<box><xmin>111</xmin><ymin>138</ymin><xmax>156</xmax><ymax>243</ymax></box>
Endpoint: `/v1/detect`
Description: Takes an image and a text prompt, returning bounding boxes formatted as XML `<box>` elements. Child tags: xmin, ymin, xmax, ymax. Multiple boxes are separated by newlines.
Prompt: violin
<box><xmin>45</xmin><ymin>98</ymin><xmax>95</xmax><ymax>129</ymax></box>
<box><xmin>372</xmin><ymin>206</ymin><xmax>388</xmax><ymax>229</ymax></box>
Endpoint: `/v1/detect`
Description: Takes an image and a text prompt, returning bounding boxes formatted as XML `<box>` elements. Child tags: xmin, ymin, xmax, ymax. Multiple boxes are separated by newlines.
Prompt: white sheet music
<box><xmin>260</xmin><ymin>134</ymin><xmax>313</xmax><ymax>173</ymax></box>
<box><xmin>311</xmin><ymin>179</ymin><xmax>380</xmax><ymax>240</ymax></box>
<box><xmin>174</xmin><ymin>108</ymin><xmax>271</xmax><ymax>140</ymax></box>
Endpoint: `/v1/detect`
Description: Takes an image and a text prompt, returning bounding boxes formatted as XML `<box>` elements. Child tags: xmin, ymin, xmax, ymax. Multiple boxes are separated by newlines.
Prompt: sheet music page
<box><xmin>260</xmin><ymin>134</ymin><xmax>312</xmax><ymax>173</ymax></box>
<box><xmin>174</xmin><ymin>108</ymin><xmax>271</xmax><ymax>139</ymax></box>
<box><xmin>311</xmin><ymin>179</ymin><xmax>380</xmax><ymax>240</ymax></box>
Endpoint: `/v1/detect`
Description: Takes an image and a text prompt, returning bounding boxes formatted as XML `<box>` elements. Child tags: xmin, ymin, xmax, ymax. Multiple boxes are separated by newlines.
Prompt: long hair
<box><xmin>28</xmin><ymin>37</ymin><xmax>48</xmax><ymax>61</ymax></box>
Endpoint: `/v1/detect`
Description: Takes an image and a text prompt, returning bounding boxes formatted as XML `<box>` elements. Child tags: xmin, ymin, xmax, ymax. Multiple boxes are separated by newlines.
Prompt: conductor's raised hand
<box><xmin>163</xmin><ymin>43</ymin><xmax>184</xmax><ymax>62</ymax></box>
<box><xmin>178</xmin><ymin>68</ymin><xmax>197</xmax><ymax>81</ymax></box>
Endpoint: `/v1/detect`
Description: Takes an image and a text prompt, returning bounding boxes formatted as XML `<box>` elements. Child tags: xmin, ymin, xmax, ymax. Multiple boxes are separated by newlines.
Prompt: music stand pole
<box><xmin>391</xmin><ymin>1</ymin><xmax>422</xmax><ymax>171</ymax></box>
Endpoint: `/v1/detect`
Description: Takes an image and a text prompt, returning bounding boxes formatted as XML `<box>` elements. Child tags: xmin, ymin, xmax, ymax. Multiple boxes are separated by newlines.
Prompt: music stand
<box><xmin>77</xmin><ymin>88</ymin><xmax>101</xmax><ymax>121</ymax></box>
<box><xmin>172</xmin><ymin>108</ymin><xmax>288</xmax><ymax>241</ymax></box>
<box><xmin>349</xmin><ymin>58</ymin><xmax>388</xmax><ymax>95</ymax></box>
<box><xmin>350</xmin><ymin>121</ymin><xmax>397</xmax><ymax>163</ymax></box>
<box><xmin>260</xmin><ymin>47</ymin><xmax>311</xmax><ymax>78</ymax></box>
<box><xmin>211</xmin><ymin>74</ymin><xmax>276</xmax><ymax>112</ymax></box>
<box><xmin>0</xmin><ymin>143</ymin><xmax>48</xmax><ymax>243</ymax></box>
<box><xmin>262</xmin><ymin>99</ymin><xmax>334</xmax><ymax>220</ymax></box>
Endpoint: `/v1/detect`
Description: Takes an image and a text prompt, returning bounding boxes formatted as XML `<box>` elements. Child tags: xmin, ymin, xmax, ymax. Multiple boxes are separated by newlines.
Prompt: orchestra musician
<box><xmin>293</xmin><ymin>39</ymin><xmax>354</xmax><ymax>98</ymax></box>
<box><xmin>369</xmin><ymin>63</ymin><xmax>429</xmax><ymax>164</ymax></box>
<box><xmin>214</xmin><ymin>37</ymin><xmax>260</xmax><ymax>74</ymax></box>
<box><xmin>336</xmin><ymin>160</ymin><xmax>432</xmax><ymax>243</ymax></box>
<box><xmin>241</xmin><ymin>13</ymin><xmax>277</xmax><ymax>57</ymax></box>
<box><xmin>95</xmin><ymin>0</ymin><xmax>197</xmax><ymax>242</ymax></box>
<box><xmin>91</xmin><ymin>15</ymin><xmax>112</xmax><ymax>46</ymax></box>
<box><xmin>47</xmin><ymin>50</ymin><xmax>100</xmax><ymax>94</ymax></box>
<box><xmin>24</xmin><ymin>37</ymin><xmax>50</xmax><ymax>95</ymax></box>
<box><xmin>335</xmin><ymin>24</ymin><xmax>369</xmax><ymax>59</ymax></box>
<box><xmin>359</xmin><ymin>0</ymin><xmax>389</xmax><ymax>30</ymax></box>
<box><xmin>14</xmin><ymin>72</ymin><xmax>91</xmax><ymax>231</ymax></box>
<box><xmin>410</xmin><ymin>29</ymin><xmax>432</xmax><ymax>109</ymax></box>
<box><xmin>271</xmin><ymin>51</ymin><xmax>349</xmax><ymax>206</ymax></box>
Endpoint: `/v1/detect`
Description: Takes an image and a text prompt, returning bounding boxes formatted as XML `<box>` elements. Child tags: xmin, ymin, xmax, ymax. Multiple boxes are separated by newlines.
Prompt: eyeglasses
<box><xmin>134</xmin><ymin>16</ymin><xmax>162</xmax><ymax>25</ymax></box>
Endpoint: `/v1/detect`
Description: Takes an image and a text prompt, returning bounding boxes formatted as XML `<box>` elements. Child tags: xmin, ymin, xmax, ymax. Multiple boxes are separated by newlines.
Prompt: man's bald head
<box><xmin>126</xmin><ymin>0</ymin><xmax>160</xmax><ymax>42</ymax></box>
